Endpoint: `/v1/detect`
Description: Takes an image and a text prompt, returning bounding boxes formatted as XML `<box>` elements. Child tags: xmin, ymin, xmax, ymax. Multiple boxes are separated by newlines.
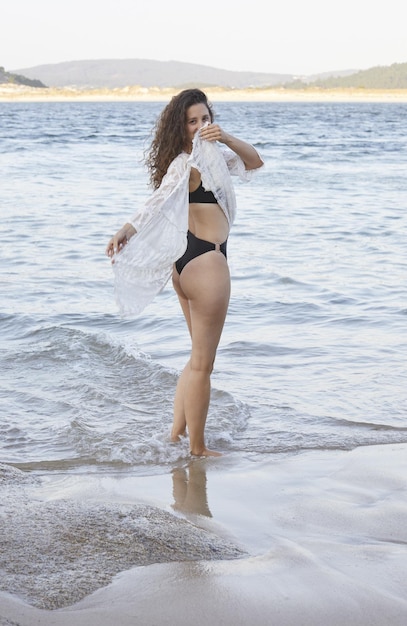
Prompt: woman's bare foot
<box><xmin>170</xmin><ymin>431</ymin><xmax>186</xmax><ymax>443</ymax></box>
<box><xmin>190</xmin><ymin>447</ymin><xmax>222</xmax><ymax>458</ymax></box>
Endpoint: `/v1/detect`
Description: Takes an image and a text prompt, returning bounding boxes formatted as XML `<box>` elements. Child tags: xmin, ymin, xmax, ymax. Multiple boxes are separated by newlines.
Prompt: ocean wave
<box><xmin>0</xmin><ymin>317</ymin><xmax>252</xmax><ymax>467</ymax></box>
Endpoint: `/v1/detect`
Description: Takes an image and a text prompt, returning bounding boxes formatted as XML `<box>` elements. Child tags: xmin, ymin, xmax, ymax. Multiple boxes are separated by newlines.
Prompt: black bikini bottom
<box><xmin>175</xmin><ymin>230</ymin><xmax>227</xmax><ymax>275</ymax></box>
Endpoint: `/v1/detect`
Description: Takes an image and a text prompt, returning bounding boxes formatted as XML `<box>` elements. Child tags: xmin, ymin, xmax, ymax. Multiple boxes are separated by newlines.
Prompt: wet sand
<box><xmin>1</xmin><ymin>443</ymin><xmax>407</xmax><ymax>625</ymax></box>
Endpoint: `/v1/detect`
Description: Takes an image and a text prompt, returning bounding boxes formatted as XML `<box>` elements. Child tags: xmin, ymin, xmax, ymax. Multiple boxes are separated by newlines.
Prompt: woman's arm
<box><xmin>106</xmin><ymin>152</ymin><xmax>189</xmax><ymax>260</ymax></box>
<box><xmin>105</xmin><ymin>222</ymin><xmax>137</xmax><ymax>259</ymax></box>
<box><xmin>199</xmin><ymin>124</ymin><xmax>264</xmax><ymax>170</ymax></box>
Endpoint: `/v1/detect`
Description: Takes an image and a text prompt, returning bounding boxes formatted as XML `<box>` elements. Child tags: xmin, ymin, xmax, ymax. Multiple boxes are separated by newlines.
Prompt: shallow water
<box><xmin>1</xmin><ymin>100</ymin><xmax>407</xmax><ymax>474</ymax></box>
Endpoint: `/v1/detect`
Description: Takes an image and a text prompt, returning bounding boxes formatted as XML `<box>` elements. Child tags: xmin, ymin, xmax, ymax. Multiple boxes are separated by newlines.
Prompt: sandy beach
<box><xmin>1</xmin><ymin>83</ymin><xmax>407</xmax><ymax>102</ymax></box>
<box><xmin>1</xmin><ymin>443</ymin><xmax>407</xmax><ymax>625</ymax></box>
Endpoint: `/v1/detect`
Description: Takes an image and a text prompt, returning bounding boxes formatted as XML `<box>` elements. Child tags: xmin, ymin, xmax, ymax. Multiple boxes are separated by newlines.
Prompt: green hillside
<box><xmin>0</xmin><ymin>66</ymin><xmax>46</xmax><ymax>88</ymax></box>
<box><xmin>285</xmin><ymin>62</ymin><xmax>407</xmax><ymax>89</ymax></box>
<box><xmin>2</xmin><ymin>60</ymin><xmax>407</xmax><ymax>91</ymax></box>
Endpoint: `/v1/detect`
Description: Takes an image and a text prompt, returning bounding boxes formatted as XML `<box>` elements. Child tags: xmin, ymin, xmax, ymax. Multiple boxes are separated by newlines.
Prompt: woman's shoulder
<box><xmin>157</xmin><ymin>152</ymin><xmax>190</xmax><ymax>189</ymax></box>
<box><xmin>166</xmin><ymin>152</ymin><xmax>189</xmax><ymax>175</ymax></box>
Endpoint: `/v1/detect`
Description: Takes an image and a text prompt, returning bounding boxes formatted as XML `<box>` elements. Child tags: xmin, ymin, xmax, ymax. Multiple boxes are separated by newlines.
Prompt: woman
<box><xmin>106</xmin><ymin>89</ymin><xmax>263</xmax><ymax>457</ymax></box>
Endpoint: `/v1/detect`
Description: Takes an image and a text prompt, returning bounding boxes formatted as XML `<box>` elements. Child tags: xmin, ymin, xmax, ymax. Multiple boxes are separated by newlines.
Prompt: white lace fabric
<box><xmin>112</xmin><ymin>132</ymin><xmax>259</xmax><ymax>316</ymax></box>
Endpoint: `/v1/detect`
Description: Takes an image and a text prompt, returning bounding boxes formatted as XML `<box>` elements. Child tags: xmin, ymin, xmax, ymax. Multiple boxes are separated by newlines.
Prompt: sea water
<box><xmin>1</xmin><ymin>100</ymin><xmax>406</xmax><ymax>475</ymax></box>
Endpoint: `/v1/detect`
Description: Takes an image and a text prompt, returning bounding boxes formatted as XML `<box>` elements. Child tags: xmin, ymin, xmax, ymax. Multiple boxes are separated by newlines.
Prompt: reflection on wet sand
<box><xmin>171</xmin><ymin>460</ymin><xmax>212</xmax><ymax>517</ymax></box>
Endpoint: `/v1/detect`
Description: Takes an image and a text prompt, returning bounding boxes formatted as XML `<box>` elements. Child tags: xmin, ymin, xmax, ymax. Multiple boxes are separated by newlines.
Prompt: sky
<box><xmin>2</xmin><ymin>0</ymin><xmax>406</xmax><ymax>76</ymax></box>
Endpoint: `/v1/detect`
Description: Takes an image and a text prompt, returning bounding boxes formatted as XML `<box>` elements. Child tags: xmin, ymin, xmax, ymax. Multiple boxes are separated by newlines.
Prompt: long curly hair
<box><xmin>146</xmin><ymin>89</ymin><xmax>214</xmax><ymax>189</ymax></box>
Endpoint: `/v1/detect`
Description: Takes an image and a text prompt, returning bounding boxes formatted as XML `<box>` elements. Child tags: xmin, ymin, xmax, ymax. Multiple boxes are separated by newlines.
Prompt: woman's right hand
<box><xmin>105</xmin><ymin>223</ymin><xmax>137</xmax><ymax>261</ymax></box>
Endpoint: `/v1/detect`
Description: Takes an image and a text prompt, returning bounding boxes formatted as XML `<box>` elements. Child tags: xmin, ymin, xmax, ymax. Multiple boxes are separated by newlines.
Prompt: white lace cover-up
<box><xmin>112</xmin><ymin>131</ymin><xmax>255</xmax><ymax>316</ymax></box>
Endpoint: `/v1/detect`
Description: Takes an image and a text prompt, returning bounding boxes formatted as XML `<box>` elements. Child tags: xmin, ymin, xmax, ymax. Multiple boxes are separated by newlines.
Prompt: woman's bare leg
<box><xmin>171</xmin><ymin>271</ymin><xmax>192</xmax><ymax>441</ymax></box>
<box><xmin>171</xmin><ymin>360</ymin><xmax>190</xmax><ymax>440</ymax></box>
<box><xmin>174</xmin><ymin>251</ymin><xmax>230</xmax><ymax>456</ymax></box>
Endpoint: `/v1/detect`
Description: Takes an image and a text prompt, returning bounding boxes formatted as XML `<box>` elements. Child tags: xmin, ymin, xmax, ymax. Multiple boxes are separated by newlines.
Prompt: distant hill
<box><xmin>285</xmin><ymin>62</ymin><xmax>407</xmax><ymax>89</ymax></box>
<box><xmin>11</xmin><ymin>59</ymin><xmax>295</xmax><ymax>89</ymax></box>
<box><xmin>8</xmin><ymin>59</ymin><xmax>406</xmax><ymax>91</ymax></box>
<box><xmin>0</xmin><ymin>66</ymin><xmax>46</xmax><ymax>88</ymax></box>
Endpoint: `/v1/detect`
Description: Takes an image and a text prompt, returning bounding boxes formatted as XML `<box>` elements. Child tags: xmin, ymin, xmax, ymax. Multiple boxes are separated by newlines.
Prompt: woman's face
<box><xmin>185</xmin><ymin>103</ymin><xmax>211</xmax><ymax>150</ymax></box>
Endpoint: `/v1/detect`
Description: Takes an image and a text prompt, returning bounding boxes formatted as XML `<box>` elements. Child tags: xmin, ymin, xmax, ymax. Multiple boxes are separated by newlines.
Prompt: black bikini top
<box><xmin>189</xmin><ymin>181</ymin><xmax>217</xmax><ymax>204</ymax></box>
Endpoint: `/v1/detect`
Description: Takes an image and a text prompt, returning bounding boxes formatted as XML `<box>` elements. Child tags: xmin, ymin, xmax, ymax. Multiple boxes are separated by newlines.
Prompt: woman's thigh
<box><xmin>172</xmin><ymin>267</ymin><xmax>192</xmax><ymax>336</ymax></box>
<box><xmin>179</xmin><ymin>251</ymin><xmax>231</xmax><ymax>369</ymax></box>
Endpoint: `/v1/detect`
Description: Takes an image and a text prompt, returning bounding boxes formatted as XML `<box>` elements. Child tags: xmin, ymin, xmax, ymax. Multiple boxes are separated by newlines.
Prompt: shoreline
<box><xmin>1</xmin><ymin>84</ymin><xmax>407</xmax><ymax>103</ymax></box>
<box><xmin>1</xmin><ymin>443</ymin><xmax>407</xmax><ymax>625</ymax></box>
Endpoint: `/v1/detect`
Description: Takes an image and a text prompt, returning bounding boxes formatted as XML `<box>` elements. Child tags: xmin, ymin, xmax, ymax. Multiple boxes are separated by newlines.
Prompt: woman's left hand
<box><xmin>199</xmin><ymin>123</ymin><xmax>225</xmax><ymax>143</ymax></box>
<box><xmin>200</xmin><ymin>125</ymin><xmax>264</xmax><ymax>171</ymax></box>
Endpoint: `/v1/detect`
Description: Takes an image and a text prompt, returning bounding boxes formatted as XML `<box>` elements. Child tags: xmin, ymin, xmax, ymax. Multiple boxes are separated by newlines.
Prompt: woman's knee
<box><xmin>189</xmin><ymin>354</ymin><xmax>215</xmax><ymax>375</ymax></box>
